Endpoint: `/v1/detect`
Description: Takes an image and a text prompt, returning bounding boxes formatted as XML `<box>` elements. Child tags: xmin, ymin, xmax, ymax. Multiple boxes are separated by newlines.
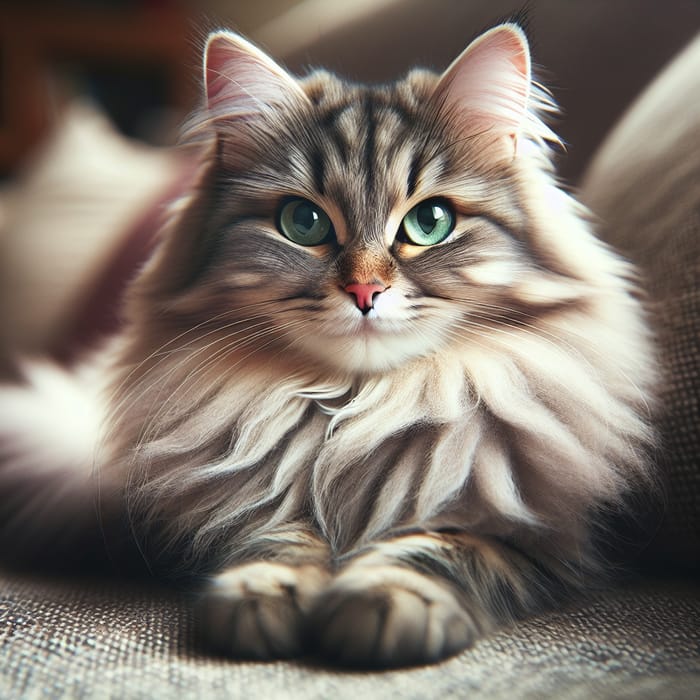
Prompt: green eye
<box><xmin>401</xmin><ymin>199</ymin><xmax>455</xmax><ymax>246</ymax></box>
<box><xmin>278</xmin><ymin>198</ymin><xmax>333</xmax><ymax>246</ymax></box>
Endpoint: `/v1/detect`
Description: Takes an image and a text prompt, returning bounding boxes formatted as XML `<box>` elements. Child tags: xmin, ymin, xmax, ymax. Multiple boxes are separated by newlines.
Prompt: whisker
<box><xmin>463</xmin><ymin>300</ymin><xmax>650</xmax><ymax>407</ymax></box>
<box><xmin>101</xmin><ymin>297</ymin><xmax>305</xmax><ymax>446</ymax></box>
<box><xmin>129</xmin><ymin>315</ymin><xmax>310</xmax><ymax>466</ymax></box>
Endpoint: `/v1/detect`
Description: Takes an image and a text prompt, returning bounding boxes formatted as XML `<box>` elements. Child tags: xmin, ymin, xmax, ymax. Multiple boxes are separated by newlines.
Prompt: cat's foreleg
<box><xmin>310</xmin><ymin>531</ymin><xmax>560</xmax><ymax>667</ymax></box>
<box><xmin>197</xmin><ymin>524</ymin><xmax>331</xmax><ymax>659</ymax></box>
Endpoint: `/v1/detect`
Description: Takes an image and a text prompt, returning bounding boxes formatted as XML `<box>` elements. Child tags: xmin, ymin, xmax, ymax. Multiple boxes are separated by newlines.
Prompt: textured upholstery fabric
<box><xmin>1</xmin><ymin>571</ymin><xmax>698</xmax><ymax>699</ymax></box>
<box><xmin>582</xmin><ymin>33</ymin><xmax>700</xmax><ymax>570</ymax></box>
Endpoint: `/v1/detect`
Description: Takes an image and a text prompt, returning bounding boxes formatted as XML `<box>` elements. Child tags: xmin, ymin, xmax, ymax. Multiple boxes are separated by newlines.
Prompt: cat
<box><xmin>0</xmin><ymin>22</ymin><xmax>656</xmax><ymax>667</ymax></box>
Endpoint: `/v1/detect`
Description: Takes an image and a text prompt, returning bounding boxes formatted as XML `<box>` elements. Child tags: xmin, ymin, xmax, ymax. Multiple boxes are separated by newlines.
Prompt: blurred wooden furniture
<box><xmin>0</xmin><ymin>4</ymin><xmax>195</xmax><ymax>174</ymax></box>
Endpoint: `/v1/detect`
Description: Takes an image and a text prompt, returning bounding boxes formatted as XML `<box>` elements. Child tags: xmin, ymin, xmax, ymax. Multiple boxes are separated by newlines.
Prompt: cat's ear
<box><xmin>433</xmin><ymin>24</ymin><xmax>531</xmax><ymax>154</ymax></box>
<box><xmin>203</xmin><ymin>30</ymin><xmax>309</xmax><ymax>123</ymax></box>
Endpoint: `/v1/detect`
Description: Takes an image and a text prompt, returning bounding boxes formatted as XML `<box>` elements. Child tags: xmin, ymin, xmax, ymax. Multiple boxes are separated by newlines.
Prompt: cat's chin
<box><xmin>292</xmin><ymin>329</ymin><xmax>437</xmax><ymax>375</ymax></box>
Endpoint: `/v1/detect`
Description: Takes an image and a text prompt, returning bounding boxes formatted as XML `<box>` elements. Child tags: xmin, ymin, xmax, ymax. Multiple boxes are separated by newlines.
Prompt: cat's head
<box><xmin>133</xmin><ymin>24</ymin><xmax>587</xmax><ymax>376</ymax></box>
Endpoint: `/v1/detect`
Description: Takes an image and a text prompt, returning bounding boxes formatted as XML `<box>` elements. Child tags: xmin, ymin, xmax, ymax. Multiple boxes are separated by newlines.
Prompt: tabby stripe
<box><xmin>320</xmin><ymin>106</ymin><xmax>352</xmax><ymax>164</ymax></box>
<box><xmin>310</xmin><ymin>147</ymin><xmax>326</xmax><ymax>196</ymax></box>
<box><xmin>363</xmin><ymin>97</ymin><xmax>377</xmax><ymax>195</ymax></box>
<box><xmin>353</xmin><ymin>532</ymin><xmax>557</xmax><ymax>622</ymax></box>
<box><xmin>407</xmin><ymin>151</ymin><xmax>422</xmax><ymax>198</ymax></box>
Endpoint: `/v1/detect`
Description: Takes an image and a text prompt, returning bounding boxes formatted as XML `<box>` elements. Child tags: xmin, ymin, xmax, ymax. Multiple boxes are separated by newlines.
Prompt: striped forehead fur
<box><xmin>107</xmin><ymin>29</ymin><xmax>656</xmax><ymax>575</ymax></box>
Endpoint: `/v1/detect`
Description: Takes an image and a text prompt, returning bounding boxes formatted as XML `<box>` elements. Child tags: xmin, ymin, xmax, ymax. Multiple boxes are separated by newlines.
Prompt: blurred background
<box><xmin>0</xmin><ymin>0</ymin><xmax>698</xmax><ymax>365</ymax></box>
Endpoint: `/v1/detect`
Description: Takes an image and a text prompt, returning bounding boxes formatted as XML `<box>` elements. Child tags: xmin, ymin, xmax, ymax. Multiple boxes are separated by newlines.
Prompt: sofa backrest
<box><xmin>582</xmin><ymin>34</ymin><xmax>700</xmax><ymax>573</ymax></box>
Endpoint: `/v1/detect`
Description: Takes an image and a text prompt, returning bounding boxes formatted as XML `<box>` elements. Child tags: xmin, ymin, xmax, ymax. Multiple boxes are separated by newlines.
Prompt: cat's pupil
<box><xmin>293</xmin><ymin>203</ymin><xmax>319</xmax><ymax>235</ymax></box>
<box><xmin>417</xmin><ymin>203</ymin><xmax>446</xmax><ymax>233</ymax></box>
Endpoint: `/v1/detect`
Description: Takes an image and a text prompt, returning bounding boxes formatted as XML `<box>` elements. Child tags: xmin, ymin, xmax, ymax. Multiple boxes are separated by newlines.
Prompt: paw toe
<box><xmin>311</xmin><ymin>567</ymin><xmax>477</xmax><ymax>668</ymax></box>
<box><xmin>199</xmin><ymin>561</ymin><xmax>327</xmax><ymax>659</ymax></box>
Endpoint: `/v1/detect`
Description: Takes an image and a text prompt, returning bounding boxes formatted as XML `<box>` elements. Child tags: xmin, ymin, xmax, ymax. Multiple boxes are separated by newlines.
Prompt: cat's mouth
<box><xmin>316</xmin><ymin>321</ymin><xmax>383</xmax><ymax>347</ymax></box>
<box><xmin>336</xmin><ymin>310</ymin><xmax>396</xmax><ymax>338</ymax></box>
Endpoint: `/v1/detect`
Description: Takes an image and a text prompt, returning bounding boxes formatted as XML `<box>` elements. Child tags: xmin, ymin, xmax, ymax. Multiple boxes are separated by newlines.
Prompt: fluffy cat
<box><xmin>0</xmin><ymin>23</ymin><xmax>656</xmax><ymax>667</ymax></box>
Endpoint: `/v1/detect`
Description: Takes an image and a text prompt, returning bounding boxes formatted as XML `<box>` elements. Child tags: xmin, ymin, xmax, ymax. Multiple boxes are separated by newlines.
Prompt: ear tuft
<box><xmin>434</xmin><ymin>23</ymin><xmax>531</xmax><ymax>139</ymax></box>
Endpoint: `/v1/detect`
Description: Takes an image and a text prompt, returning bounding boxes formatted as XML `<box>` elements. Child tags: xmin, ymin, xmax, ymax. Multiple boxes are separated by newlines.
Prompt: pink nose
<box><xmin>344</xmin><ymin>282</ymin><xmax>386</xmax><ymax>313</ymax></box>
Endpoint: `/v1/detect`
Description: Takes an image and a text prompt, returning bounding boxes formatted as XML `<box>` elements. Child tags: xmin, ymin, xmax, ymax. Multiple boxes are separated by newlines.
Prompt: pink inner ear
<box><xmin>435</xmin><ymin>24</ymin><xmax>531</xmax><ymax>137</ymax></box>
<box><xmin>204</xmin><ymin>31</ymin><xmax>308</xmax><ymax>117</ymax></box>
<box><xmin>205</xmin><ymin>36</ymin><xmax>236</xmax><ymax>108</ymax></box>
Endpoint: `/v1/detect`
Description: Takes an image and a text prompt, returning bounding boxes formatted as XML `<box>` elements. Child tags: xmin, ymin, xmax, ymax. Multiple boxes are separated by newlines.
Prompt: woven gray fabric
<box><xmin>582</xmin><ymin>34</ymin><xmax>700</xmax><ymax>569</ymax></box>
<box><xmin>1</xmin><ymin>571</ymin><xmax>698</xmax><ymax>700</ymax></box>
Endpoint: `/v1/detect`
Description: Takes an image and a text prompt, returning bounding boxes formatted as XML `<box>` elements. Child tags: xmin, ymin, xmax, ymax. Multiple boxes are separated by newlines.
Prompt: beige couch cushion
<box><xmin>0</xmin><ymin>102</ymin><xmax>183</xmax><ymax>360</ymax></box>
<box><xmin>581</xmin><ymin>34</ymin><xmax>700</xmax><ymax>570</ymax></box>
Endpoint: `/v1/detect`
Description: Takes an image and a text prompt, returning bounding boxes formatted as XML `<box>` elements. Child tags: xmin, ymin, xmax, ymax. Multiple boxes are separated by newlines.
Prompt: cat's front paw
<box><xmin>310</xmin><ymin>564</ymin><xmax>481</xmax><ymax>668</ymax></box>
<box><xmin>198</xmin><ymin>561</ymin><xmax>329</xmax><ymax>659</ymax></box>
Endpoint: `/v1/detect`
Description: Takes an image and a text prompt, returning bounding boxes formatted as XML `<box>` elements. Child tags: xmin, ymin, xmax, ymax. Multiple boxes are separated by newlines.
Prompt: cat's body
<box><xmin>0</xmin><ymin>24</ymin><xmax>656</xmax><ymax>666</ymax></box>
